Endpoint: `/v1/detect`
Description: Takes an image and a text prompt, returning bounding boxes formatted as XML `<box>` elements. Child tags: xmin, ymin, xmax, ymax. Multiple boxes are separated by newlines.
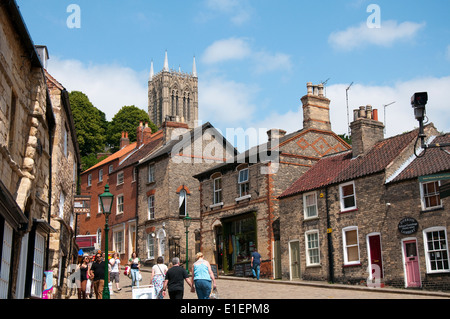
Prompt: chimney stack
<box><xmin>301</xmin><ymin>82</ymin><xmax>331</xmax><ymax>131</ymax></box>
<box><xmin>120</xmin><ymin>131</ymin><xmax>130</xmax><ymax>149</ymax></box>
<box><xmin>350</xmin><ymin>105</ymin><xmax>384</xmax><ymax>157</ymax></box>
<box><xmin>267</xmin><ymin>129</ymin><xmax>286</xmax><ymax>142</ymax></box>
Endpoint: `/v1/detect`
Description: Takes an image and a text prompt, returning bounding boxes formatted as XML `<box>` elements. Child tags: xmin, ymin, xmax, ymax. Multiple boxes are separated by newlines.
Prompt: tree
<box><xmin>69</xmin><ymin>91</ymin><xmax>108</xmax><ymax>170</ymax></box>
<box><xmin>106</xmin><ymin>105</ymin><xmax>157</xmax><ymax>152</ymax></box>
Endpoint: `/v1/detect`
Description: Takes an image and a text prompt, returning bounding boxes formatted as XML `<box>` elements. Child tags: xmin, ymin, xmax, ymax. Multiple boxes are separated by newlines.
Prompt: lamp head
<box><xmin>411</xmin><ymin>92</ymin><xmax>428</xmax><ymax>121</ymax></box>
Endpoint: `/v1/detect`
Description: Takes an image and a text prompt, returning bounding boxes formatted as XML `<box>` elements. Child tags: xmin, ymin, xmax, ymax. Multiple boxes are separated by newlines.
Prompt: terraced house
<box><xmin>279</xmin><ymin>105</ymin><xmax>450</xmax><ymax>291</ymax></box>
<box><xmin>194</xmin><ymin>82</ymin><xmax>350</xmax><ymax>279</ymax></box>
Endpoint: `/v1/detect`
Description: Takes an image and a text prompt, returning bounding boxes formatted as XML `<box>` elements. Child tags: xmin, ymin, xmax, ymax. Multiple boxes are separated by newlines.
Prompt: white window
<box><xmin>148</xmin><ymin>164</ymin><xmax>155</xmax><ymax>183</ymax></box>
<box><xmin>238</xmin><ymin>168</ymin><xmax>249</xmax><ymax>197</ymax></box>
<box><xmin>99</xmin><ymin>169</ymin><xmax>103</xmax><ymax>182</ymax></box>
<box><xmin>303</xmin><ymin>192</ymin><xmax>318</xmax><ymax>219</ymax></box>
<box><xmin>148</xmin><ymin>195</ymin><xmax>155</xmax><ymax>220</ymax></box>
<box><xmin>147</xmin><ymin>235</ymin><xmax>155</xmax><ymax>260</ymax></box>
<box><xmin>343</xmin><ymin>227</ymin><xmax>360</xmax><ymax>265</ymax></box>
<box><xmin>0</xmin><ymin>222</ymin><xmax>13</xmax><ymax>299</ymax></box>
<box><xmin>305</xmin><ymin>230</ymin><xmax>320</xmax><ymax>266</ymax></box>
<box><xmin>420</xmin><ymin>181</ymin><xmax>442</xmax><ymax>210</ymax></box>
<box><xmin>339</xmin><ymin>181</ymin><xmax>357</xmax><ymax>212</ymax></box>
<box><xmin>109</xmin><ymin>164</ymin><xmax>113</xmax><ymax>174</ymax></box>
<box><xmin>117</xmin><ymin>171</ymin><xmax>124</xmax><ymax>185</ymax></box>
<box><xmin>31</xmin><ymin>233</ymin><xmax>45</xmax><ymax>298</ymax></box>
<box><xmin>113</xmin><ymin>228</ymin><xmax>124</xmax><ymax>254</ymax></box>
<box><xmin>87</xmin><ymin>174</ymin><xmax>92</xmax><ymax>186</ymax></box>
<box><xmin>98</xmin><ymin>196</ymin><xmax>102</xmax><ymax>214</ymax></box>
<box><xmin>117</xmin><ymin>195</ymin><xmax>124</xmax><ymax>214</ymax></box>
<box><xmin>59</xmin><ymin>192</ymin><xmax>65</xmax><ymax>218</ymax></box>
<box><xmin>423</xmin><ymin>227</ymin><xmax>449</xmax><ymax>273</ymax></box>
<box><xmin>214</xmin><ymin>177</ymin><xmax>222</xmax><ymax>204</ymax></box>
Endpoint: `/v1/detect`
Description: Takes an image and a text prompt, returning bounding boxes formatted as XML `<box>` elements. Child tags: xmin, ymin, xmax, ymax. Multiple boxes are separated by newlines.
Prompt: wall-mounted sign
<box><xmin>398</xmin><ymin>217</ymin><xmax>418</xmax><ymax>235</ymax></box>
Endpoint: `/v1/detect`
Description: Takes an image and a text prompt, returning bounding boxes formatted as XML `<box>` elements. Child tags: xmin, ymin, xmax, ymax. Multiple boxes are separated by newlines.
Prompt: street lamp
<box><xmin>183</xmin><ymin>213</ymin><xmax>192</xmax><ymax>273</ymax></box>
<box><xmin>99</xmin><ymin>184</ymin><xmax>114</xmax><ymax>299</ymax></box>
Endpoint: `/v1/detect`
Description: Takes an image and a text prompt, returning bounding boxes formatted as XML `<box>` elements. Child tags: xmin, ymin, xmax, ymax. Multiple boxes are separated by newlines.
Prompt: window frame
<box><xmin>305</xmin><ymin>230</ymin><xmax>320</xmax><ymax>266</ymax></box>
<box><xmin>147</xmin><ymin>235</ymin><xmax>155</xmax><ymax>260</ymax></box>
<box><xmin>98</xmin><ymin>169</ymin><xmax>103</xmax><ymax>182</ymax></box>
<box><xmin>148</xmin><ymin>195</ymin><xmax>155</xmax><ymax>220</ymax></box>
<box><xmin>423</xmin><ymin>226</ymin><xmax>449</xmax><ymax>274</ymax></box>
<box><xmin>117</xmin><ymin>171</ymin><xmax>124</xmax><ymax>185</ymax></box>
<box><xmin>339</xmin><ymin>181</ymin><xmax>357</xmax><ymax>212</ymax></box>
<box><xmin>87</xmin><ymin>174</ymin><xmax>92</xmax><ymax>187</ymax></box>
<box><xmin>214</xmin><ymin>177</ymin><xmax>222</xmax><ymax>204</ymax></box>
<box><xmin>303</xmin><ymin>191</ymin><xmax>318</xmax><ymax>219</ymax></box>
<box><xmin>342</xmin><ymin>226</ymin><xmax>360</xmax><ymax>266</ymax></box>
<box><xmin>116</xmin><ymin>195</ymin><xmax>124</xmax><ymax>215</ymax></box>
<box><xmin>113</xmin><ymin>226</ymin><xmax>125</xmax><ymax>254</ymax></box>
<box><xmin>420</xmin><ymin>181</ymin><xmax>442</xmax><ymax>210</ymax></box>
<box><xmin>148</xmin><ymin>164</ymin><xmax>155</xmax><ymax>183</ymax></box>
<box><xmin>238</xmin><ymin>168</ymin><xmax>250</xmax><ymax>197</ymax></box>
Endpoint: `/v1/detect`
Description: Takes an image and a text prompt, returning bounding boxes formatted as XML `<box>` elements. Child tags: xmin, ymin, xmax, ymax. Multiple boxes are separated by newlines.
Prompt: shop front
<box><xmin>221</xmin><ymin>212</ymin><xmax>257</xmax><ymax>276</ymax></box>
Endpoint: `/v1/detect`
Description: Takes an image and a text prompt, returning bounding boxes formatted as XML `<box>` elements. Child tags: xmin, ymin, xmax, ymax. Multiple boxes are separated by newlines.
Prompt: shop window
<box><xmin>421</xmin><ymin>181</ymin><xmax>442</xmax><ymax>210</ymax></box>
<box><xmin>303</xmin><ymin>191</ymin><xmax>317</xmax><ymax>219</ymax></box>
<box><xmin>423</xmin><ymin>227</ymin><xmax>449</xmax><ymax>273</ymax></box>
<box><xmin>342</xmin><ymin>227</ymin><xmax>360</xmax><ymax>265</ymax></box>
<box><xmin>31</xmin><ymin>233</ymin><xmax>45</xmax><ymax>298</ymax></box>
<box><xmin>0</xmin><ymin>221</ymin><xmax>13</xmax><ymax>299</ymax></box>
<box><xmin>339</xmin><ymin>181</ymin><xmax>357</xmax><ymax>212</ymax></box>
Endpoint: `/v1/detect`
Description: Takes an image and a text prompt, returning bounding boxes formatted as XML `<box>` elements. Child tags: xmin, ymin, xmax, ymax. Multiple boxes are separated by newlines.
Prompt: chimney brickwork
<box><xmin>301</xmin><ymin>82</ymin><xmax>331</xmax><ymax>131</ymax></box>
<box><xmin>350</xmin><ymin>105</ymin><xmax>384</xmax><ymax>157</ymax></box>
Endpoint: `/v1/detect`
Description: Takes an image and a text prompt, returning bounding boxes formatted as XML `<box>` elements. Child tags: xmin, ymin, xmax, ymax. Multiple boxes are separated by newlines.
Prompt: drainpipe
<box><xmin>325</xmin><ymin>187</ymin><xmax>334</xmax><ymax>283</ymax></box>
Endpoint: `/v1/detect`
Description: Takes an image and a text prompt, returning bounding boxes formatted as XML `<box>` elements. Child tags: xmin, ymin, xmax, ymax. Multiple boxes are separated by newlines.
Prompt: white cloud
<box><xmin>203</xmin><ymin>0</ymin><xmax>253</xmax><ymax>26</ymax></box>
<box><xmin>329</xmin><ymin>20</ymin><xmax>426</xmax><ymax>51</ymax></box>
<box><xmin>202</xmin><ymin>38</ymin><xmax>252</xmax><ymax>64</ymax></box>
<box><xmin>46</xmin><ymin>57</ymin><xmax>148</xmax><ymax>121</ymax></box>
<box><xmin>202</xmin><ymin>37</ymin><xmax>292</xmax><ymax>74</ymax></box>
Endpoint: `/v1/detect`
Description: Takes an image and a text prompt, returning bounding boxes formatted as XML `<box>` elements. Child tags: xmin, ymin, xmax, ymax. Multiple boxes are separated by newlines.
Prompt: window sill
<box><xmin>339</xmin><ymin>208</ymin><xmax>358</xmax><ymax>214</ymax></box>
<box><xmin>210</xmin><ymin>202</ymin><xmax>224</xmax><ymax>209</ymax></box>
<box><xmin>343</xmin><ymin>263</ymin><xmax>361</xmax><ymax>268</ymax></box>
<box><xmin>304</xmin><ymin>216</ymin><xmax>319</xmax><ymax>222</ymax></box>
<box><xmin>420</xmin><ymin>206</ymin><xmax>444</xmax><ymax>214</ymax></box>
<box><xmin>235</xmin><ymin>194</ymin><xmax>251</xmax><ymax>202</ymax></box>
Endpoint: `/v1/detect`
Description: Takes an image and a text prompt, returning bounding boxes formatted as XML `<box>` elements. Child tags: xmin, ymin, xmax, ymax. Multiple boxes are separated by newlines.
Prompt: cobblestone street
<box><xmin>79</xmin><ymin>268</ymin><xmax>450</xmax><ymax>300</ymax></box>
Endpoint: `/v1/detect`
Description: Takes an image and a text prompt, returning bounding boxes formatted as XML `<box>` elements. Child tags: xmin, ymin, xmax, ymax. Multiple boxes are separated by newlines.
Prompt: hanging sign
<box><xmin>398</xmin><ymin>217</ymin><xmax>418</xmax><ymax>235</ymax></box>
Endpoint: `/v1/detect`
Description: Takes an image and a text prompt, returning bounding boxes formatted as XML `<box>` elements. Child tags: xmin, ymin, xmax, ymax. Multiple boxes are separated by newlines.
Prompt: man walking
<box><xmin>251</xmin><ymin>249</ymin><xmax>261</xmax><ymax>280</ymax></box>
<box><xmin>90</xmin><ymin>253</ymin><xmax>106</xmax><ymax>299</ymax></box>
<box><xmin>162</xmin><ymin>257</ymin><xmax>193</xmax><ymax>299</ymax></box>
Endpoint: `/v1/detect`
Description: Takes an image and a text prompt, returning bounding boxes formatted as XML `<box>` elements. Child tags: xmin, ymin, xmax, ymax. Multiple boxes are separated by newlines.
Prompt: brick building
<box><xmin>194</xmin><ymin>82</ymin><xmax>350</xmax><ymax>279</ymax></box>
<box><xmin>279</xmin><ymin>105</ymin><xmax>450</xmax><ymax>291</ymax></box>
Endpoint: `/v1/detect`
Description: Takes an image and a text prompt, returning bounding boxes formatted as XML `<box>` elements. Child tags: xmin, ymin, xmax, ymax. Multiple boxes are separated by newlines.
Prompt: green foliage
<box><xmin>339</xmin><ymin>134</ymin><xmax>352</xmax><ymax>145</ymax></box>
<box><xmin>106</xmin><ymin>105</ymin><xmax>157</xmax><ymax>152</ymax></box>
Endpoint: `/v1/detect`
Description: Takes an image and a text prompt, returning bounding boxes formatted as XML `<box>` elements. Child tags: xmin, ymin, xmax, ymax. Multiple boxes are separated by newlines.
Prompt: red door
<box><xmin>368</xmin><ymin>235</ymin><xmax>383</xmax><ymax>279</ymax></box>
<box><xmin>403</xmin><ymin>240</ymin><xmax>421</xmax><ymax>288</ymax></box>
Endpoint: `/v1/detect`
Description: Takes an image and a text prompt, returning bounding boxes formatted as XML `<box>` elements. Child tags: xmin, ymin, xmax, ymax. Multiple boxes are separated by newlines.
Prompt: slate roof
<box><xmin>278</xmin><ymin>127</ymin><xmax>427</xmax><ymax>199</ymax></box>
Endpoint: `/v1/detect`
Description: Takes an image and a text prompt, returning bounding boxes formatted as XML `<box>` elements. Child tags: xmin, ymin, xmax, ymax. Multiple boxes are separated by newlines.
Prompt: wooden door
<box><xmin>403</xmin><ymin>239</ymin><xmax>421</xmax><ymax>288</ymax></box>
<box><xmin>368</xmin><ymin>235</ymin><xmax>383</xmax><ymax>279</ymax></box>
<box><xmin>290</xmin><ymin>241</ymin><xmax>300</xmax><ymax>280</ymax></box>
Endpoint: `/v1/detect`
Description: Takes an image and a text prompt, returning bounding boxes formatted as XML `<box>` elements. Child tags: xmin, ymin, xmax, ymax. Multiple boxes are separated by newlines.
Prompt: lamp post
<box><xmin>99</xmin><ymin>184</ymin><xmax>114</xmax><ymax>299</ymax></box>
<box><xmin>183</xmin><ymin>213</ymin><xmax>192</xmax><ymax>273</ymax></box>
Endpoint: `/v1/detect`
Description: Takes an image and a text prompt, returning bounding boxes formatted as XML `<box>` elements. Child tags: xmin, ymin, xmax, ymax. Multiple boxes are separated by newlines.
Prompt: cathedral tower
<box><xmin>148</xmin><ymin>51</ymin><xmax>199</xmax><ymax>129</ymax></box>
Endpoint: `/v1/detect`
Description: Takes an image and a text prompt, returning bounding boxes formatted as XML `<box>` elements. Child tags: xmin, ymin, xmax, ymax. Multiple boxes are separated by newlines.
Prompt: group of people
<box><xmin>74</xmin><ymin>251</ymin><xmax>141</xmax><ymax>299</ymax></box>
<box><xmin>75</xmin><ymin>251</ymin><xmax>218</xmax><ymax>299</ymax></box>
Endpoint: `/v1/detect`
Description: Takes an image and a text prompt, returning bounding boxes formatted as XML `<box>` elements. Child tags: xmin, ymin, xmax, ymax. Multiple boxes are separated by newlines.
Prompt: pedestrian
<box><xmin>90</xmin><ymin>253</ymin><xmax>106</xmax><ymax>299</ymax></box>
<box><xmin>77</xmin><ymin>254</ymin><xmax>90</xmax><ymax>299</ymax></box>
<box><xmin>128</xmin><ymin>252</ymin><xmax>141</xmax><ymax>288</ymax></box>
<box><xmin>251</xmin><ymin>249</ymin><xmax>262</xmax><ymax>280</ymax></box>
<box><xmin>190</xmin><ymin>252</ymin><xmax>216</xmax><ymax>299</ymax></box>
<box><xmin>109</xmin><ymin>252</ymin><xmax>121</xmax><ymax>292</ymax></box>
<box><xmin>151</xmin><ymin>256</ymin><xmax>168</xmax><ymax>299</ymax></box>
<box><xmin>162</xmin><ymin>257</ymin><xmax>193</xmax><ymax>299</ymax></box>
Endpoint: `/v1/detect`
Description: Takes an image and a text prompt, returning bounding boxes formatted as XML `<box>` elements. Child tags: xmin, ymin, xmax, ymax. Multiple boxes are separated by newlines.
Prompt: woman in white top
<box><xmin>109</xmin><ymin>252</ymin><xmax>121</xmax><ymax>291</ymax></box>
<box><xmin>151</xmin><ymin>256</ymin><xmax>168</xmax><ymax>299</ymax></box>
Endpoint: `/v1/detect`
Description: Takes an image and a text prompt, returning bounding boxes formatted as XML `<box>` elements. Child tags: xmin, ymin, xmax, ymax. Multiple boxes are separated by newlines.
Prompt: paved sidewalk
<box><xmin>75</xmin><ymin>267</ymin><xmax>449</xmax><ymax>300</ymax></box>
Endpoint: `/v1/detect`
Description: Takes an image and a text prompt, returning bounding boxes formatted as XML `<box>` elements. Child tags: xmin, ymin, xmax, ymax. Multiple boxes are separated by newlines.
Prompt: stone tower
<box><xmin>148</xmin><ymin>51</ymin><xmax>199</xmax><ymax>129</ymax></box>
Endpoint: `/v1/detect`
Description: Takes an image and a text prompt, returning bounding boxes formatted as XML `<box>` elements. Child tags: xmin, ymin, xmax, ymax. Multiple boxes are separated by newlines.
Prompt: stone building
<box><xmin>136</xmin><ymin>120</ymin><xmax>236</xmax><ymax>268</ymax></box>
<box><xmin>278</xmin><ymin>105</ymin><xmax>450</xmax><ymax>291</ymax></box>
<box><xmin>45</xmin><ymin>69</ymin><xmax>81</xmax><ymax>299</ymax></box>
<box><xmin>193</xmin><ymin>83</ymin><xmax>350</xmax><ymax>279</ymax></box>
<box><xmin>0</xmin><ymin>1</ymin><xmax>56</xmax><ymax>299</ymax></box>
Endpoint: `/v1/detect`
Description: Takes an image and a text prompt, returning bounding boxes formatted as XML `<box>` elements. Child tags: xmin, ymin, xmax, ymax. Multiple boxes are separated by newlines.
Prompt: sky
<box><xmin>17</xmin><ymin>0</ymin><xmax>450</xmax><ymax>150</ymax></box>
